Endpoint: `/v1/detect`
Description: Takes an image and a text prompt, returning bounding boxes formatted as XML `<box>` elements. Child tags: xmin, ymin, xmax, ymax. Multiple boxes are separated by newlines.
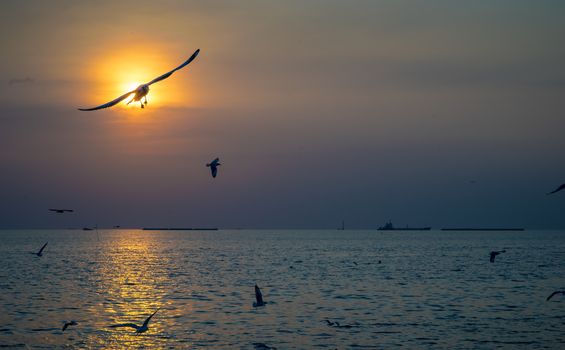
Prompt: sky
<box><xmin>0</xmin><ymin>0</ymin><xmax>564</xmax><ymax>229</ymax></box>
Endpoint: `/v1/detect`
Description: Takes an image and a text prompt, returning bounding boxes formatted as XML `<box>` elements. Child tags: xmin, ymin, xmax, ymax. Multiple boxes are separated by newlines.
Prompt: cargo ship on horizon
<box><xmin>377</xmin><ymin>221</ymin><xmax>431</xmax><ymax>231</ymax></box>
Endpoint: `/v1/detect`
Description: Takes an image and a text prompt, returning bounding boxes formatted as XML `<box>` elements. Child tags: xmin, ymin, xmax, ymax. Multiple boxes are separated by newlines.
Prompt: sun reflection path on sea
<box><xmin>86</xmin><ymin>231</ymin><xmax>183</xmax><ymax>349</ymax></box>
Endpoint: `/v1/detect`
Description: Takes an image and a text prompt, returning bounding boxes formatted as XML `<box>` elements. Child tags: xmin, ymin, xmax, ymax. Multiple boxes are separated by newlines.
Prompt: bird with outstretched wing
<box><xmin>79</xmin><ymin>49</ymin><xmax>200</xmax><ymax>111</ymax></box>
<box><xmin>109</xmin><ymin>308</ymin><xmax>160</xmax><ymax>333</ymax></box>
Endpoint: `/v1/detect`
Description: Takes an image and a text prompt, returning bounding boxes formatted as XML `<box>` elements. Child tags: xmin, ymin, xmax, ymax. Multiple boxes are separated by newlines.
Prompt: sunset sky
<box><xmin>1</xmin><ymin>0</ymin><xmax>564</xmax><ymax>229</ymax></box>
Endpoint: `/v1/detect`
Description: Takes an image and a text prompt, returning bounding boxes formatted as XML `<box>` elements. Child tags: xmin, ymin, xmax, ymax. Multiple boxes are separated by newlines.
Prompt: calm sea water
<box><xmin>0</xmin><ymin>229</ymin><xmax>563</xmax><ymax>349</ymax></box>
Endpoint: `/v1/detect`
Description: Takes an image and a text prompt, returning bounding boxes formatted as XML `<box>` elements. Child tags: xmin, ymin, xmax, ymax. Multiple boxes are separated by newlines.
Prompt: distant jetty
<box><xmin>377</xmin><ymin>221</ymin><xmax>431</xmax><ymax>231</ymax></box>
<box><xmin>142</xmin><ymin>227</ymin><xmax>218</xmax><ymax>231</ymax></box>
<box><xmin>441</xmin><ymin>228</ymin><xmax>524</xmax><ymax>231</ymax></box>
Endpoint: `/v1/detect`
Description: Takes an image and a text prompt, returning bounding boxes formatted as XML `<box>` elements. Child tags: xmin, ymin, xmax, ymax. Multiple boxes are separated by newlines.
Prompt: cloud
<box><xmin>8</xmin><ymin>77</ymin><xmax>34</xmax><ymax>86</ymax></box>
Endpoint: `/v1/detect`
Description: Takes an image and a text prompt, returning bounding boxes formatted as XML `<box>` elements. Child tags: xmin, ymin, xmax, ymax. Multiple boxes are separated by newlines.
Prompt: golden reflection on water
<box><xmin>91</xmin><ymin>231</ymin><xmax>175</xmax><ymax>348</ymax></box>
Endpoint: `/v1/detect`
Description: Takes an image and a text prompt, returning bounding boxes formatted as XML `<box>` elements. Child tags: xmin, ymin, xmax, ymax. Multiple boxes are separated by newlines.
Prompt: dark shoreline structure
<box><xmin>142</xmin><ymin>227</ymin><xmax>219</xmax><ymax>231</ymax></box>
<box><xmin>441</xmin><ymin>228</ymin><xmax>525</xmax><ymax>231</ymax></box>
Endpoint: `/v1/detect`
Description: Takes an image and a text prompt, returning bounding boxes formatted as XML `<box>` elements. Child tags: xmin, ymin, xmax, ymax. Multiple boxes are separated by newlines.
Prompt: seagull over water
<box><xmin>32</xmin><ymin>242</ymin><xmax>48</xmax><ymax>257</ymax></box>
<box><xmin>546</xmin><ymin>291</ymin><xmax>565</xmax><ymax>301</ymax></box>
<box><xmin>253</xmin><ymin>284</ymin><xmax>266</xmax><ymax>307</ymax></box>
<box><xmin>206</xmin><ymin>157</ymin><xmax>221</xmax><ymax>178</ymax></box>
<box><xmin>547</xmin><ymin>184</ymin><xmax>565</xmax><ymax>195</ymax></box>
<box><xmin>109</xmin><ymin>308</ymin><xmax>160</xmax><ymax>333</ymax></box>
<box><xmin>489</xmin><ymin>250</ymin><xmax>506</xmax><ymax>263</ymax></box>
<box><xmin>49</xmin><ymin>209</ymin><xmax>74</xmax><ymax>214</ymax></box>
<box><xmin>78</xmin><ymin>49</ymin><xmax>200</xmax><ymax>111</ymax></box>
<box><xmin>62</xmin><ymin>320</ymin><xmax>78</xmax><ymax>332</ymax></box>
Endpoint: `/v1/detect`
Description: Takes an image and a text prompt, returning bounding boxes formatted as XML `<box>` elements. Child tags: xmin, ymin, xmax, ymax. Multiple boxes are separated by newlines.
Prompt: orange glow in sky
<box><xmin>87</xmin><ymin>46</ymin><xmax>198</xmax><ymax>111</ymax></box>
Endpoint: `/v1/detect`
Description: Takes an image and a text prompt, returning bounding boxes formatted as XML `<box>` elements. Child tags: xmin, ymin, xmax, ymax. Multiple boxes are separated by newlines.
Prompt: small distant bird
<box><xmin>546</xmin><ymin>291</ymin><xmax>565</xmax><ymax>301</ymax></box>
<box><xmin>32</xmin><ymin>242</ymin><xmax>48</xmax><ymax>257</ymax></box>
<box><xmin>489</xmin><ymin>250</ymin><xmax>506</xmax><ymax>263</ymax></box>
<box><xmin>109</xmin><ymin>308</ymin><xmax>160</xmax><ymax>333</ymax></box>
<box><xmin>325</xmin><ymin>319</ymin><xmax>357</xmax><ymax>328</ymax></box>
<box><xmin>49</xmin><ymin>209</ymin><xmax>74</xmax><ymax>214</ymax></box>
<box><xmin>206</xmin><ymin>158</ymin><xmax>221</xmax><ymax>178</ymax></box>
<box><xmin>62</xmin><ymin>320</ymin><xmax>77</xmax><ymax>332</ymax></box>
<box><xmin>79</xmin><ymin>49</ymin><xmax>200</xmax><ymax>111</ymax></box>
<box><xmin>547</xmin><ymin>184</ymin><xmax>565</xmax><ymax>195</ymax></box>
<box><xmin>253</xmin><ymin>284</ymin><xmax>266</xmax><ymax>307</ymax></box>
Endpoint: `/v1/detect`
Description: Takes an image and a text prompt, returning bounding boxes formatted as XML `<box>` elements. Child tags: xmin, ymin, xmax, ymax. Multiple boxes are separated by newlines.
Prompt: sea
<box><xmin>0</xmin><ymin>229</ymin><xmax>563</xmax><ymax>349</ymax></box>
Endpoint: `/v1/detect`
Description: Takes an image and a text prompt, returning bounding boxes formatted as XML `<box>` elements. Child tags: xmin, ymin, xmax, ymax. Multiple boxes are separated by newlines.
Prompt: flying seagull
<box><xmin>546</xmin><ymin>291</ymin><xmax>565</xmax><ymax>301</ymax></box>
<box><xmin>49</xmin><ymin>209</ymin><xmax>74</xmax><ymax>214</ymax></box>
<box><xmin>206</xmin><ymin>158</ymin><xmax>220</xmax><ymax>178</ymax></box>
<box><xmin>32</xmin><ymin>242</ymin><xmax>48</xmax><ymax>257</ymax></box>
<box><xmin>109</xmin><ymin>308</ymin><xmax>160</xmax><ymax>333</ymax></box>
<box><xmin>78</xmin><ymin>49</ymin><xmax>200</xmax><ymax>111</ymax></box>
<box><xmin>62</xmin><ymin>320</ymin><xmax>78</xmax><ymax>332</ymax></box>
<box><xmin>489</xmin><ymin>250</ymin><xmax>506</xmax><ymax>263</ymax></box>
<box><xmin>253</xmin><ymin>284</ymin><xmax>266</xmax><ymax>307</ymax></box>
<box><xmin>547</xmin><ymin>184</ymin><xmax>565</xmax><ymax>195</ymax></box>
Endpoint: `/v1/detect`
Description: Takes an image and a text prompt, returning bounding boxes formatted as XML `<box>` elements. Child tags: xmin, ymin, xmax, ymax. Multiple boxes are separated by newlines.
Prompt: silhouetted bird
<box><xmin>109</xmin><ymin>308</ymin><xmax>160</xmax><ymax>333</ymax></box>
<box><xmin>62</xmin><ymin>320</ymin><xmax>77</xmax><ymax>332</ymax></box>
<box><xmin>33</xmin><ymin>242</ymin><xmax>48</xmax><ymax>257</ymax></box>
<box><xmin>546</xmin><ymin>291</ymin><xmax>565</xmax><ymax>301</ymax></box>
<box><xmin>325</xmin><ymin>319</ymin><xmax>358</xmax><ymax>328</ymax></box>
<box><xmin>253</xmin><ymin>343</ymin><xmax>277</xmax><ymax>350</ymax></box>
<box><xmin>49</xmin><ymin>209</ymin><xmax>73</xmax><ymax>214</ymax></box>
<box><xmin>547</xmin><ymin>184</ymin><xmax>565</xmax><ymax>195</ymax></box>
<box><xmin>79</xmin><ymin>49</ymin><xmax>200</xmax><ymax>110</ymax></box>
<box><xmin>206</xmin><ymin>158</ymin><xmax>221</xmax><ymax>178</ymax></box>
<box><xmin>253</xmin><ymin>284</ymin><xmax>266</xmax><ymax>307</ymax></box>
<box><xmin>489</xmin><ymin>250</ymin><xmax>506</xmax><ymax>263</ymax></box>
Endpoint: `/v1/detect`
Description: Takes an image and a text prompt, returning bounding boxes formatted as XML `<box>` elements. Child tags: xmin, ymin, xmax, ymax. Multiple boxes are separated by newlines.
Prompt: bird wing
<box><xmin>62</xmin><ymin>322</ymin><xmax>76</xmax><ymax>331</ymax></box>
<box><xmin>38</xmin><ymin>242</ymin><xmax>48</xmax><ymax>255</ymax></box>
<box><xmin>255</xmin><ymin>285</ymin><xmax>264</xmax><ymax>305</ymax></box>
<box><xmin>142</xmin><ymin>309</ymin><xmax>159</xmax><ymax>327</ymax></box>
<box><xmin>109</xmin><ymin>323</ymin><xmax>139</xmax><ymax>329</ymax></box>
<box><xmin>546</xmin><ymin>291</ymin><xmax>559</xmax><ymax>301</ymax></box>
<box><xmin>146</xmin><ymin>49</ymin><xmax>200</xmax><ymax>86</ymax></box>
<box><xmin>211</xmin><ymin>166</ymin><xmax>218</xmax><ymax>178</ymax></box>
<box><xmin>78</xmin><ymin>89</ymin><xmax>137</xmax><ymax>111</ymax></box>
<box><xmin>548</xmin><ymin>184</ymin><xmax>565</xmax><ymax>195</ymax></box>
